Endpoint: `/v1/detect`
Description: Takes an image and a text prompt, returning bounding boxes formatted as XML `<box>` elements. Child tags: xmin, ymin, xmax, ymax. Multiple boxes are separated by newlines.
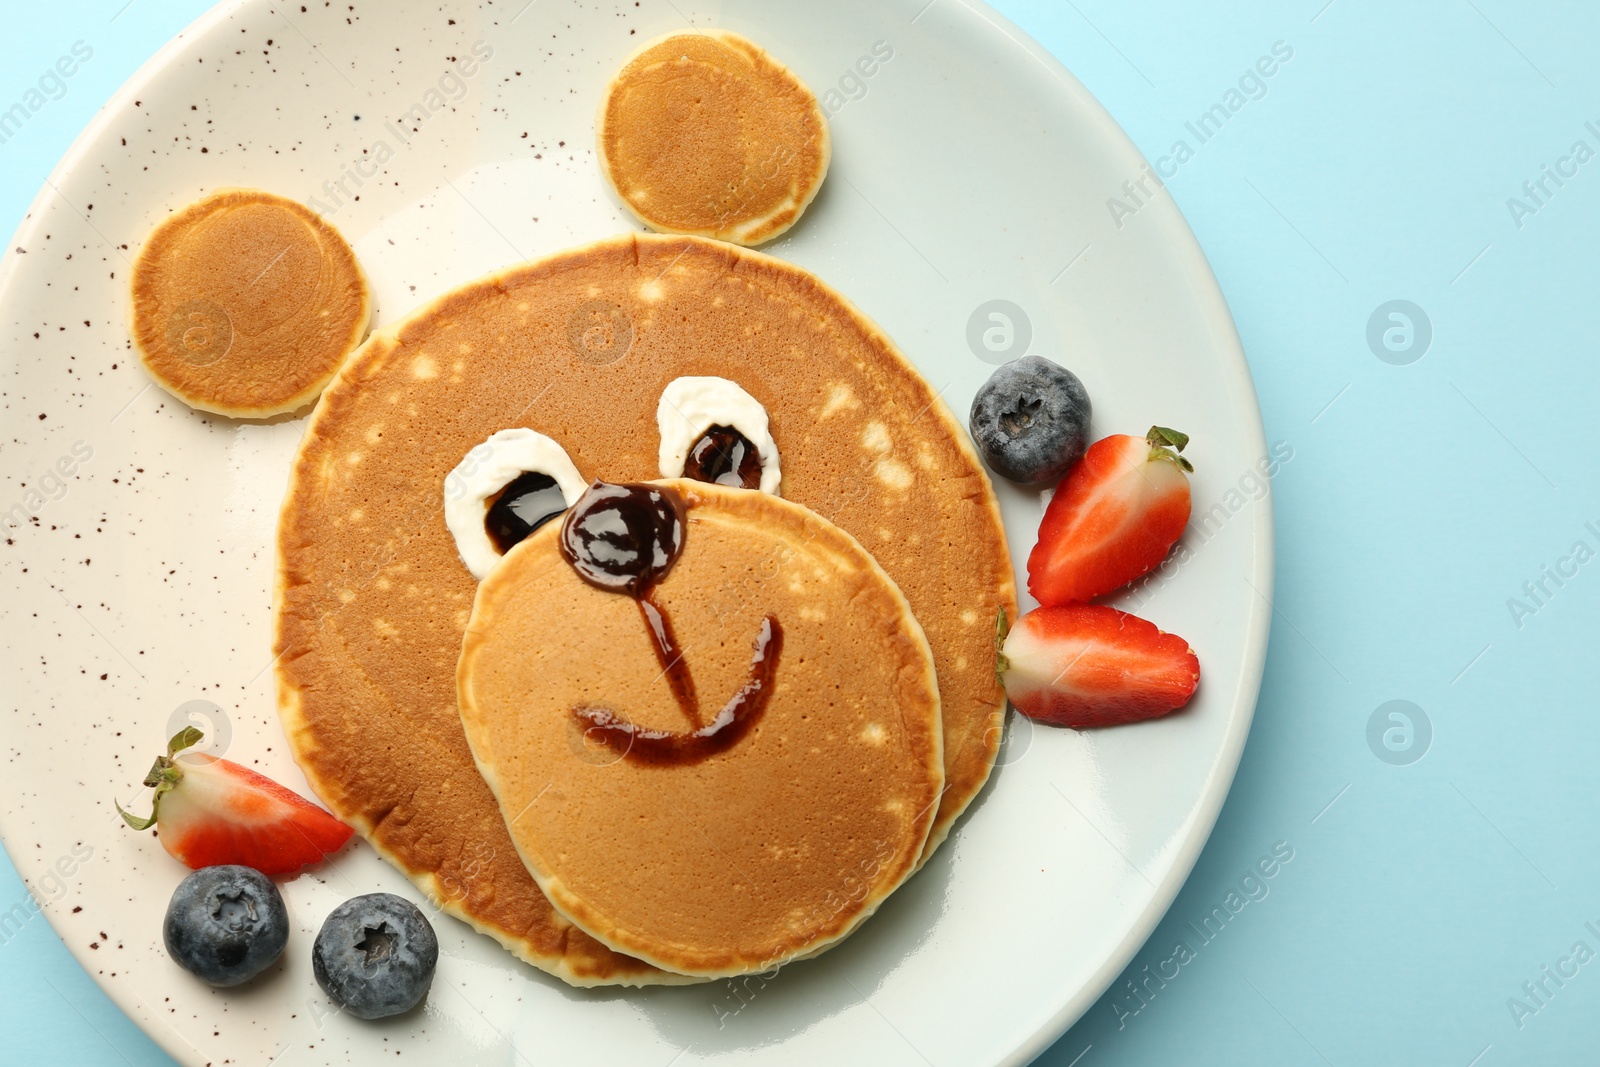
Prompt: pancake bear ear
<box><xmin>443</xmin><ymin>428</ymin><xmax>589</xmax><ymax>580</ymax></box>
<box><xmin>656</xmin><ymin>376</ymin><xmax>781</xmax><ymax>494</ymax></box>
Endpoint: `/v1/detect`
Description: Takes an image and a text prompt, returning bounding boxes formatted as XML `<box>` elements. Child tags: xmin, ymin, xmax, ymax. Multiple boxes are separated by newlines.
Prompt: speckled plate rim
<box><xmin>0</xmin><ymin>0</ymin><xmax>1274</xmax><ymax>1063</ymax></box>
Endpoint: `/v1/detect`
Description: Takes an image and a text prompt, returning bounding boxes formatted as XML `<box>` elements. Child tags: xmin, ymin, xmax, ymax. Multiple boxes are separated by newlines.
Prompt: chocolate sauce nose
<box><xmin>558</xmin><ymin>481</ymin><xmax>686</xmax><ymax>598</ymax></box>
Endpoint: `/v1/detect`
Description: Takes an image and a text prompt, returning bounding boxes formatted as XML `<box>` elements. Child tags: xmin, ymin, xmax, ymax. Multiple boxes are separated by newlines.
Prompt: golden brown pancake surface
<box><xmin>457</xmin><ymin>480</ymin><xmax>944</xmax><ymax>978</ymax></box>
<box><xmin>274</xmin><ymin>233</ymin><xmax>1013</xmax><ymax>986</ymax></box>
<box><xmin>597</xmin><ymin>31</ymin><xmax>830</xmax><ymax>245</ymax></box>
<box><xmin>129</xmin><ymin>188</ymin><xmax>370</xmax><ymax>417</ymax></box>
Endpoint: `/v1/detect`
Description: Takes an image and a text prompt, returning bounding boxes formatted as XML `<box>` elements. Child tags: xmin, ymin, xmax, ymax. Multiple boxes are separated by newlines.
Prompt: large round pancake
<box><xmin>274</xmin><ymin>232</ymin><xmax>1014</xmax><ymax>986</ymax></box>
<box><xmin>596</xmin><ymin>31</ymin><xmax>829</xmax><ymax>246</ymax></box>
<box><xmin>457</xmin><ymin>480</ymin><xmax>944</xmax><ymax>978</ymax></box>
<box><xmin>129</xmin><ymin>188</ymin><xmax>370</xmax><ymax>417</ymax></box>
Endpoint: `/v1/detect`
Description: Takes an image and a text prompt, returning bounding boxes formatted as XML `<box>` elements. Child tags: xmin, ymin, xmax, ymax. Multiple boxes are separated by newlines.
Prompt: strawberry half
<box><xmin>117</xmin><ymin>728</ymin><xmax>352</xmax><ymax>875</ymax></box>
<box><xmin>998</xmin><ymin>604</ymin><xmax>1199</xmax><ymax>728</ymax></box>
<box><xmin>1028</xmin><ymin>426</ymin><xmax>1193</xmax><ymax>605</ymax></box>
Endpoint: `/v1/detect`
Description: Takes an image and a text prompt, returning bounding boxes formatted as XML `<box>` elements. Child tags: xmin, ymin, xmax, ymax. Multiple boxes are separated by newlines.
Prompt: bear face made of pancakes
<box><xmin>273</xmin><ymin>232</ymin><xmax>1015</xmax><ymax>985</ymax></box>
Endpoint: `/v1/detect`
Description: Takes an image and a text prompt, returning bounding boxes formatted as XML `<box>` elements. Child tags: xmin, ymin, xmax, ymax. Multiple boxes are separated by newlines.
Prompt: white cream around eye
<box><xmin>443</xmin><ymin>428</ymin><xmax>588</xmax><ymax>580</ymax></box>
<box><xmin>655</xmin><ymin>376</ymin><xmax>781</xmax><ymax>495</ymax></box>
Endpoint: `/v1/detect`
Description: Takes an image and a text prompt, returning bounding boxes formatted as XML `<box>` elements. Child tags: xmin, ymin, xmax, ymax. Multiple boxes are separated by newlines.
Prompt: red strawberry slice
<box><xmin>1028</xmin><ymin>426</ymin><xmax>1193</xmax><ymax>605</ymax></box>
<box><xmin>998</xmin><ymin>604</ymin><xmax>1199</xmax><ymax>728</ymax></box>
<box><xmin>118</xmin><ymin>728</ymin><xmax>352</xmax><ymax>875</ymax></box>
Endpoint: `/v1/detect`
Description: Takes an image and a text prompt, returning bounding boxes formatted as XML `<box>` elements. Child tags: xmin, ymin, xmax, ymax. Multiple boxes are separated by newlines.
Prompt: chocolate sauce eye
<box><xmin>558</xmin><ymin>481</ymin><xmax>686</xmax><ymax>597</ymax></box>
<box><xmin>682</xmin><ymin>425</ymin><xmax>763</xmax><ymax>489</ymax></box>
<box><xmin>484</xmin><ymin>471</ymin><xmax>569</xmax><ymax>555</ymax></box>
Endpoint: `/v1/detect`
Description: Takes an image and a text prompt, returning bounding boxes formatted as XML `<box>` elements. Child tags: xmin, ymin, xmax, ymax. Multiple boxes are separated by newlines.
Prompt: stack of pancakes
<box><xmin>275</xmin><ymin>234</ymin><xmax>1013</xmax><ymax>983</ymax></box>
<box><xmin>274</xmin><ymin>29</ymin><xmax>1013</xmax><ymax>987</ymax></box>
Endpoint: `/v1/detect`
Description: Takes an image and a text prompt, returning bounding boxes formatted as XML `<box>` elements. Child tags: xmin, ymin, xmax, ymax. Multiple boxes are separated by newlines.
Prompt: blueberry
<box><xmin>313</xmin><ymin>893</ymin><xmax>438</xmax><ymax>1020</ymax></box>
<box><xmin>969</xmin><ymin>356</ymin><xmax>1093</xmax><ymax>486</ymax></box>
<box><xmin>163</xmin><ymin>865</ymin><xmax>289</xmax><ymax>987</ymax></box>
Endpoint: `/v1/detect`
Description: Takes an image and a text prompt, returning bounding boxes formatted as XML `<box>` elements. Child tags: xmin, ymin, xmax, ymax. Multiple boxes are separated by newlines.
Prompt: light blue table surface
<box><xmin>4</xmin><ymin>1</ymin><xmax>1596</xmax><ymax>1063</ymax></box>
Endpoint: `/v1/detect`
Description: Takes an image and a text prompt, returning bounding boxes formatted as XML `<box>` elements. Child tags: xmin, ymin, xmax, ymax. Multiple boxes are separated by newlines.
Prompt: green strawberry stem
<box><xmin>1146</xmin><ymin>425</ymin><xmax>1195</xmax><ymax>473</ymax></box>
<box><xmin>116</xmin><ymin>727</ymin><xmax>205</xmax><ymax>832</ymax></box>
<box><xmin>994</xmin><ymin>606</ymin><xmax>1011</xmax><ymax>686</ymax></box>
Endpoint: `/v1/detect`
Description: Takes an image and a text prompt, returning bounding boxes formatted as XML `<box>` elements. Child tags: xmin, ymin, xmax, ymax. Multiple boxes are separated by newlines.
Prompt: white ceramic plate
<box><xmin>0</xmin><ymin>1</ymin><xmax>1270</xmax><ymax>1063</ymax></box>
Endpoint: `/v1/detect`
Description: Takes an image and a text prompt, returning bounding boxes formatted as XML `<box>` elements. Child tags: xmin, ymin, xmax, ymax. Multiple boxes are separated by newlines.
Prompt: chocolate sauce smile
<box><xmin>558</xmin><ymin>481</ymin><xmax>783</xmax><ymax>766</ymax></box>
<box><xmin>574</xmin><ymin>616</ymin><xmax>782</xmax><ymax>766</ymax></box>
